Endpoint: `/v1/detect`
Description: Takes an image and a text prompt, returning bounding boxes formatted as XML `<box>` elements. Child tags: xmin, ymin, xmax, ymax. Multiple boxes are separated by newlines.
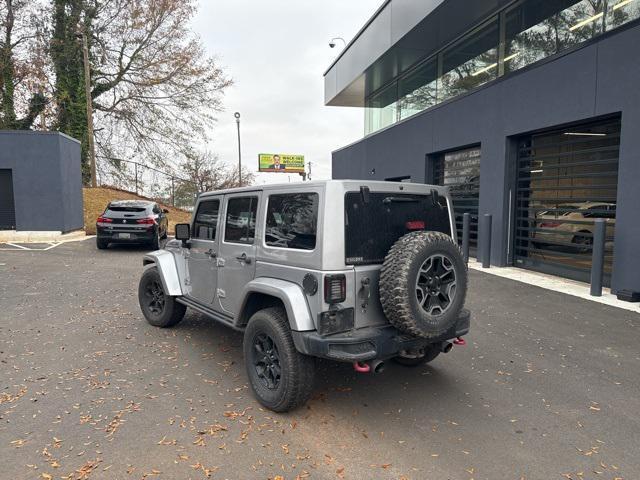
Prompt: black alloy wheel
<box><xmin>251</xmin><ymin>333</ymin><xmax>282</xmax><ymax>390</ymax></box>
<box><xmin>415</xmin><ymin>254</ymin><xmax>457</xmax><ymax>316</ymax></box>
<box><xmin>144</xmin><ymin>277</ymin><xmax>166</xmax><ymax>317</ymax></box>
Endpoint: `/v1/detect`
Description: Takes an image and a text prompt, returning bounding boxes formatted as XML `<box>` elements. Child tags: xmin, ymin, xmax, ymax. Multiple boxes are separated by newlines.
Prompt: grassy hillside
<box><xmin>83</xmin><ymin>187</ymin><xmax>192</xmax><ymax>235</ymax></box>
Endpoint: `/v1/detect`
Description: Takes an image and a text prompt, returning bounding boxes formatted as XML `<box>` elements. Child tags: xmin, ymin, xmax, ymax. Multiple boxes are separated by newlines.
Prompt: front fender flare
<box><xmin>142</xmin><ymin>250</ymin><xmax>182</xmax><ymax>296</ymax></box>
<box><xmin>238</xmin><ymin>278</ymin><xmax>314</xmax><ymax>332</ymax></box>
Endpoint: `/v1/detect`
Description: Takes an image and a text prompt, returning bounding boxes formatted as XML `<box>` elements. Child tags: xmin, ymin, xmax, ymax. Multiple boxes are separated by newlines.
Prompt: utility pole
<box><xmin>80</xmin><ymin>30</ymin><xmax>97</xmax><ymax>188</ymax></box>
<box><xmin>234</xmin><ymin>112</ymin><xmax>241</xmax><ymax>186</ymax></box>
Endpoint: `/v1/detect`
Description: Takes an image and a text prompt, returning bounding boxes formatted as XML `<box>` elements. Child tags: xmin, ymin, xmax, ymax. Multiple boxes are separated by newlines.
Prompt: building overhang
<box><xmin>324</xmin><ymin>0</ymin><xmax>512</xmax><ymax>107</ymax></box>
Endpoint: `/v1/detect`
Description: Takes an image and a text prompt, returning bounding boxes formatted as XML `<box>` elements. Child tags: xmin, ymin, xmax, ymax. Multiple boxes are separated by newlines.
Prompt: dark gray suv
<box><xmin>96</xmin><ymin>200</ymin><xmax>169</xmax><ymax>249</ymax></box>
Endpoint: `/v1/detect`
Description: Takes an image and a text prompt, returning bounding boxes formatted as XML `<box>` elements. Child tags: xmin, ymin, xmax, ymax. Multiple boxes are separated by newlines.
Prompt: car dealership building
<box><xmin>325</xmin><ymin>0</ymin><xmax>640</xmax><ymax>298</ymax></box>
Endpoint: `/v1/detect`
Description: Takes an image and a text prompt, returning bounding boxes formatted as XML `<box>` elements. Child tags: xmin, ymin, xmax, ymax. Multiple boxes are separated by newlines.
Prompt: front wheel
<box><xmin>138</xmin><ymin>267</ymin><xmax>186</xmax><ymax>327</ymax></box>
<box><xmin>243</xmin><ymin>307</ymin><xmax>315</xmax><ymax>412</ymax></box>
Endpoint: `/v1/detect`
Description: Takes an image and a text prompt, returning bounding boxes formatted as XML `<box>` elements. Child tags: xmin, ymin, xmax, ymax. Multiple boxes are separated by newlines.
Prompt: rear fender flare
<box><xmin>237</xmin><ymin>278</ymin><xmax>314</xmax><ymax>332</ymax></box>
<box><xmin>142</xmin><ymin>250</ymin><xmax>182</xmax><ymax>296</ymax></box>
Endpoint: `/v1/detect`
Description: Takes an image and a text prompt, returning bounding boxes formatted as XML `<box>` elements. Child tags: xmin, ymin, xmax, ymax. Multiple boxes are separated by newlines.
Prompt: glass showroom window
<box><xmin>365</xmin><ymin>82</ymin><xmax>398</xmax><ymax>134</ymax></box>
<box><xmin>504</xmin><ymin>0</ymin><xmax>640</xmax><ymax>74</ymax></box>
<box><xmin>439</xmin><ymin>18</ymin><xmax>500</xmax><ymax>102</ymax></box>
<box><xmin>398</xmin><ymin>58</ymin><xmax>438</xmax><ymax>120</ymax></box>
<box><xmin>607</xmin><ymin>0</ymin><xmax>640</xmax><ymax>29</ymax></box>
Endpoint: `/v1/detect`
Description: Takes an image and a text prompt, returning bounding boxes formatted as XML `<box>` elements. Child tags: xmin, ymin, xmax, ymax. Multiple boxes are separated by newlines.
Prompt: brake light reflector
<box><xmin>324</xmin><ymin>274</ymin><xmax>346</xmax><ymax>304</ymax></box>
<box><xmin>405</xmin><ymin>220</ymin><xmax>425</xmax><ymax>231</ymax></box>
<box><xmin>136</xmin><ymin>217</ymin><xmax>156</xmax><ymax>225</ymax></box>
<box><xmin>97</xmin><ymin>216</ymin><xmax>112</xmax><ymax>223</ymax></box>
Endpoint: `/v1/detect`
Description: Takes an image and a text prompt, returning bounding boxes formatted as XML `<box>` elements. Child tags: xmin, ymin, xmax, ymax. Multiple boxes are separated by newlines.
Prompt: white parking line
<box><xmin>0</xmin><ymin>242</ymin><xmax>62</xmax><ymax>251</ymax></box>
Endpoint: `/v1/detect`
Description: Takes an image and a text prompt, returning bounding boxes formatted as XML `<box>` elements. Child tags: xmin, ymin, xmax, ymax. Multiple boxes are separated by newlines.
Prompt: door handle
<box><xmin>236</xmin><ymin>252</ymin><xmax>252</xmax><ymax>264</ymax></box>
<box><xmin>205</xmin><ymin>248</ymin><xmax>217</xmax><ymax>258</ymax></box>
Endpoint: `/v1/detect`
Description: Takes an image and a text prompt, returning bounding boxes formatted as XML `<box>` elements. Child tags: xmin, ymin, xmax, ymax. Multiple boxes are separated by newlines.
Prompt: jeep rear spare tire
<box><xmin>379</xmin><ymin>231</ymin><xmax>467</xmax><ymax>338</ymax></box>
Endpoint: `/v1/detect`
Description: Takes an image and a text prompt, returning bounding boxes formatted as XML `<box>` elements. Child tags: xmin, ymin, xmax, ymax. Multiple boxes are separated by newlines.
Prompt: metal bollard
<box><xmin>590</xmin><ymin>219</ymin><xmax>606</xmax><ymax>297</ymax></box>
<box><xmin>462</xmin><ymin>213</ymin><xmax>470</xmax><ymax>264</ymax></box>
<box><xmin>481</xmin><ymin>214</ymin><xmax>492</xmax><ymax>268</ymax></box>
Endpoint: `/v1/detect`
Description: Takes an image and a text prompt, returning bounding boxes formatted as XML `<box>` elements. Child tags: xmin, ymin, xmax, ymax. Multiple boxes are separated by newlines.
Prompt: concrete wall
<box><xmin>0</xmin><ymin>131</ymin><xmax>83</xmax><ymax>232</ymax></box>
<box><xmin>332</xmin><ymin>24</ymin><xmax>640</xmax><ymax>295</ymax></box>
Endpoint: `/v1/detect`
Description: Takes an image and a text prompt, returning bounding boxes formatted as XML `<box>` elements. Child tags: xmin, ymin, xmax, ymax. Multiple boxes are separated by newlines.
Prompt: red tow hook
<box><xmin>353</xmin><ymin>361</ymin><xmax>371</xmax><ymax>373</ymax></box>
<box><xmin>453</xmin><ymin>337</ymin><xmax>466</xmax><ymax>346</ymax></box>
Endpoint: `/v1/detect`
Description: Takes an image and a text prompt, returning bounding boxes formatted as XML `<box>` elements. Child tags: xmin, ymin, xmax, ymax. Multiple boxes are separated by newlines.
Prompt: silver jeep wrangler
<box><xmin>138</xmin><ymin>180</ymin><xmax>470</xmax><ymax>412</ymax></box>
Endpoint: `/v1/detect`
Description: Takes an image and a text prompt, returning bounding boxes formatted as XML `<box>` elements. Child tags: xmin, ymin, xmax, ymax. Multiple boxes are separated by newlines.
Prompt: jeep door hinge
<box><xmin>216</xmin><ymin>288</ymin><xmax>226</xmax><ymax>298</ymax></box>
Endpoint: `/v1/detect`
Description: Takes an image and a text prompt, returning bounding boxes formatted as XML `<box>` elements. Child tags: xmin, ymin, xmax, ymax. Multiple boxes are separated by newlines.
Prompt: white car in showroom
<box><xmin>533</xmin><ymin>202</ymin><xmax>616</xmax><ymax>252</ymax></box>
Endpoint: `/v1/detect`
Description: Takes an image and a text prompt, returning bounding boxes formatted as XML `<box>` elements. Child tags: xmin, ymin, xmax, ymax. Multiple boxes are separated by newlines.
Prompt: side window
<box><xmin>152</xmin><ymin>205</ymin><xmax>161</xmax><ymax>214</ymax></box>
<box><xmin>193</xmin><ymin>199</ymin><xmax>220</xmax><ymax>240</ymax></box>
<box><xmin>224</xmin><ymin>196</ymin><xmax>258</xmax><ymax>244</ymax></box>
<box><xmin>265</xmin><ymin>193</ymin><xmax>318</xmax><ymax>250</ymax></box>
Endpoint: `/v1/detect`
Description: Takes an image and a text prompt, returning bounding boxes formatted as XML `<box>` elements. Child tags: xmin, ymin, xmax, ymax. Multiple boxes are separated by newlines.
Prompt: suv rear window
<box><xmin>265</xmin><ymin>193</ymin><xmax>318</xmax><ymax>250</ymax></box>
<box><xmin>344</xmin><ymin>191</ymin><xmax>451</xmax><ymax>265</ymax></box>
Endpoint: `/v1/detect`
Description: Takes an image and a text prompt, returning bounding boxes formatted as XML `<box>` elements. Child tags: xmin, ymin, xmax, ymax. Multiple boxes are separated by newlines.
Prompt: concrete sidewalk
<box><xmin>0</xmin><ymin>229</ymin><xmax>87</xmax><ymax>243</ymax></box>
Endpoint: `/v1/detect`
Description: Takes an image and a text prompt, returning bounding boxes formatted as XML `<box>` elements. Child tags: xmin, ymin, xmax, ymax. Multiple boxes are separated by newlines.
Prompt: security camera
<box><xmin>329</xmin><ymin>42</ymin><xmax>336</xmax><ymax>48</ymax></box>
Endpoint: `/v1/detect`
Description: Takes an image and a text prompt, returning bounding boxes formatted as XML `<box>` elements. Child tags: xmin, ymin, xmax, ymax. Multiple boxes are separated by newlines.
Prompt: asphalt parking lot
<box><xmin>1</xmin><ymin>239</ymin><xmax>639</xmax><ymax>480</ymax></box>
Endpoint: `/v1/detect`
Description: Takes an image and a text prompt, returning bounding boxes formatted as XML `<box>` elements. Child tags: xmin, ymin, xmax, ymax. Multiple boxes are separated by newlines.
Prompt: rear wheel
<box><xmin>243</xmin><ymin>307</ymin><xmax>315</xmax><ymax>412</ymax></box>
<box><xmin>96</xmin><ymin>237</ymin><xmax>108</xmax><ymax>249</ymax></box>
<box><xmin>138</xmin><ymin>267</ymin><xmax>186</xmax><ymax>327</ymax></box>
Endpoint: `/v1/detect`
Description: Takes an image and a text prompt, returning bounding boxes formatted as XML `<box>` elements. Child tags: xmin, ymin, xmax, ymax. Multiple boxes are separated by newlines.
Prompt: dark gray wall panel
<box><xmin>0</xmin><ymin>131</ymin><xmax>83</xmax><ymax>232</ymax></box>
<box><xmin>332</xmin><ymin>24</ymin><xmax>640</xmax><ymax>294</ymax></box>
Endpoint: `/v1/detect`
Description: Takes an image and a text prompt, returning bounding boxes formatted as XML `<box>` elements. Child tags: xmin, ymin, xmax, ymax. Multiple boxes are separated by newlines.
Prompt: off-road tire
<box><xmin>393</xmin><ymin>344</ymin><xmax>441</xmax><ymax>366</ymax></box>
<box><xmin>138</xmin><ymin>267</ymin><xmax>186</xmax><ymax>328</ymax></box>
<box><xmin>96</xmin><ymin>237</ymin><xmax>108</xmax><ymax>249</ymax></box>
<box><xmin>243</xmin><ymin>307</ymin><xmax>315</xmax><ymax>413</ymax></box>
<box><xmin>380</xmin><ymin>231</ymin><xmax>467</xmax><ymax>338</ymax></box>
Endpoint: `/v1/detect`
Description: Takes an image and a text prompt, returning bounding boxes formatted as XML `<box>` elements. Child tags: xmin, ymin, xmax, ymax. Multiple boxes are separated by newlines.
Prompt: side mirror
<box><xmin>163</xmin><ymin>208</ymin><xmax>169</xmax><ymax>214</ymax></box>
<box><xmin>175</xmin><ymin>223</ymin><xmax>191</xmax><ymax>246</ymax></box>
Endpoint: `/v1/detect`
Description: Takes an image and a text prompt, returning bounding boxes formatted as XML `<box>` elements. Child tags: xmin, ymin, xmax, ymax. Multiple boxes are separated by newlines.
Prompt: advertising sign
<box><xmin>258</xmin><ymin>153</ymin><xmax>305</xmax><ymax>173</ymax></box>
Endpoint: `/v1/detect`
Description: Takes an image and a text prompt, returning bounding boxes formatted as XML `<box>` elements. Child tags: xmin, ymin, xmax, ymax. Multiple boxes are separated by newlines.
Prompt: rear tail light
<box><xmin>136</xmin><ymin>217</ymin><xmax>156</xmax><ymax>225</ymax></box>
<box><xmin>540</xmin><ymin>222</ymin><xmax>561</xmax><ymax>228</ymax></box>
<box><xmin>324</xmin><ymin>274</ymin><xmax>346</xmax><ymax>304</ymax></box>
<box><xmin>405</xmin><ymin>220</ymin><xmax>425</xmax><ymax>231</ymax></box>
<box><xmin>97</xmin><ymin>216</ymin><xmax>112</xmax><ymax>223</ymax></box>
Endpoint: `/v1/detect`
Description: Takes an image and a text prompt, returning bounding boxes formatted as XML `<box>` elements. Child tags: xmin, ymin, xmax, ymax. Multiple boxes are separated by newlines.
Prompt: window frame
<box><xmin>222</xmin><ymin>195</ymin><xmax>259</xmax><ymax>245</ymax></box>
<box><xmin>192</xmin><ymin>198</ymin><xmax>221</xmax><ymax>242</ymax></box>
<box><xmin>262</xmin><ymin>192</ymin><xmax>319</xmax><ymax>252</ymax></box>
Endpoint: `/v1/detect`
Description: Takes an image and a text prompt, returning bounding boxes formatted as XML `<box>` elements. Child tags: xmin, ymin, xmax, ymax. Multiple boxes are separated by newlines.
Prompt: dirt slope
<box><xmin>83</xmin><ymin>187</ymin><xmax>191</xmax><ymax>235</ymax></box>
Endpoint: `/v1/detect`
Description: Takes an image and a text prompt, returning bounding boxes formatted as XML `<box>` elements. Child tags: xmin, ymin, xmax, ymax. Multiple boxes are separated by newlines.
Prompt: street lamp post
<box><xmin>80</xmin><ymin>30</ymin><xmax>97</xmax><ymax>188</ymax></box>
<box><xmin>234</xmin><ymin>112</ymin><xmax>241</xmax><ymax>186</ymax></box>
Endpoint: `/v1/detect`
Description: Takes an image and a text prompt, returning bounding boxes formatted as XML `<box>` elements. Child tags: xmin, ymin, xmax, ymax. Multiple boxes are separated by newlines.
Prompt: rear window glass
<box><xmin>265</xmin><ymin>193</ymin><xmax>318</xmax><ymax>250</ymax></box>
<box><xmin>344</xmin><ymin>192</ymin><xmax>451</xmax><ymax>265</ymax></box>
<box><xmin>107</xmin><ymin>206</ymin><xmax>146</xmax><ymax>213</ymax></box>
<box><xmin>224</xmin><ymin>196</ymin><xmax>258</xmax><ymax>244</ymax></box>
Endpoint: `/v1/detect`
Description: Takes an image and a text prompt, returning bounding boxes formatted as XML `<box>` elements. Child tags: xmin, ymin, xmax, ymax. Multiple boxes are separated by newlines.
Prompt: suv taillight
<box><xmin>136</xmin><ymin>217</ymin><xmax>156</xmax><ymax>225</ymax></box>
<box><xmin>97</xmin><ymin>216</ymin><xmax>112</xmax><ymax>223</ymax></box>
<box><xmin>324</xmin><ymin>274</ymin><xmax>346</xmax><ymax>304</ymax></box>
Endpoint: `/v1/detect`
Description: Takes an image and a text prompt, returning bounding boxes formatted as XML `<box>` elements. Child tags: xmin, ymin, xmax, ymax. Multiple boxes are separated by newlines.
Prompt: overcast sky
<box><xmin>192</xmin><ymin>0</ymin><xmax>380</xmax><ymax>184</ymax></box>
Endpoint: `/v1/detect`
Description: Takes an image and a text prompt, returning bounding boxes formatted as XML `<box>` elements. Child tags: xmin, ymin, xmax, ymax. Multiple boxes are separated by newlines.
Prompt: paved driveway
<box><xmin>1</xmin><ymin>240</ymin><xmax>638</xmax><ymax>479</ymax></box>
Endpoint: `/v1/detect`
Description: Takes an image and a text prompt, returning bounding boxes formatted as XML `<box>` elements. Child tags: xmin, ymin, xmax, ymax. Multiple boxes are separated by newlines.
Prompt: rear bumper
<box><xmin>292</xmin><ymin>309</ymin><xmax>470</xmax><ymax>362</ymax></box>
<box><xmin>97</xmin><ymin>225</ymin><xmax>157</xmax><ymax>243</ymax></box>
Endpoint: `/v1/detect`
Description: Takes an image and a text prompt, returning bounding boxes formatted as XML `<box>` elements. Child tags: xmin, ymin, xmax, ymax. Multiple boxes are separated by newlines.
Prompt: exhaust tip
<box><xmin>371</xmin><ymin>359</ymin><xmax>385</xmax><ymax>374</ymax></box>
<box><xmin>441</xmin><ymin>342</ymin><xmax>453</xmax><ymax>353</ymax></box>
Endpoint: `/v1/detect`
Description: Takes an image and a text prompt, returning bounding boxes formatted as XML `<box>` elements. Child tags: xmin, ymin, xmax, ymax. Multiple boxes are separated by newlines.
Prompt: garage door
<box><xmin>0</xmin><ymin>169</ymin><xmax>16</xmax><ymax>230</ymax></box>
<box><xmin>434</xmin><ymin>147</ymin><xmax>481</xmax><ymax>251</ymax></box>
<box><xmin>514</xmin><ymin>118</ymin><xmax>620</xmax><ymax>284</ymax></box>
